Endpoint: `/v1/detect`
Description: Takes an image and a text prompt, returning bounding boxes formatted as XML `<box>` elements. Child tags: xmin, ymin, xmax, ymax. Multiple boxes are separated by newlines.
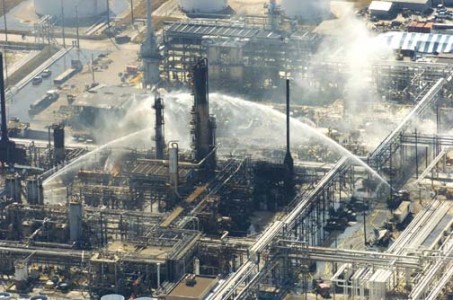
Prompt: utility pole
<box><xmin>2</xmin><ymin>0</ymin><xmax>8</xmax><ymax>87</ymax></box>
<box><xmin>61</xmin><ymin>0</ymin><xmax>66</xmax><ymax>48</ymax></box>
<box><xmin>106</xmin><ymin>0</ymin><xmax>110</xmax><ymax>30</ymax></box>
<box><xmin>75</xmin><ymin>5</ymin><xmax>80</xmax><ymax>49</ymax></box>
<box><xmin>130</xmin><ymin>0</ymin><xmax>134</xmax><ymax>26</ymax></box>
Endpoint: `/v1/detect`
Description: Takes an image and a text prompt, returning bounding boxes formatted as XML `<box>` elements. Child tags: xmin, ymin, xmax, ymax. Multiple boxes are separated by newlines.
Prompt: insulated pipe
<box><xmin>157</xmin><ymin>262</ymin><xmax>161</xmax><ymax>289</ymax></box>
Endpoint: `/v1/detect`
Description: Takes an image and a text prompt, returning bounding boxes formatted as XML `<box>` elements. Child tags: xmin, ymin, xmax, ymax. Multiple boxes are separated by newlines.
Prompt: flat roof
<box><xmin>391</xmin><ymin>0</ymin><xmax>429</xmax><ymax>4</ymax></box>
<box><xmin>167</xmin><ymin>275</ymin><xmax>218</xmax><ymax>300</ymax></box>
<box><xmin>408</xmin><ymin>21</ymin><xmax>434</xmax><ymax>28</ymax></box>
<box><xmin>166</xmin><ymin>22</ymin><xmax>259</xmax><ymax>39</ymax></box>
<box><xmin>73</xmin><ymin>85</ymin><xmax>149</xmax><ymax>109</ymax></box>
<box><xmin>369</xmin><ymin>1</ymin><xmax>394</xmax><ymax>11</ymax></box>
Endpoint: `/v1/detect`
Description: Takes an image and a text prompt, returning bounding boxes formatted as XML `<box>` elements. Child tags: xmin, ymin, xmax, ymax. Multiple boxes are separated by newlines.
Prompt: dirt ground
<box><xmin>119</xmin><ymin>0</ymin><xmax>167</xmax><ymax>22</ymax></box>
<box><xmin>229</xmin><ymin>0</ymin><xmax>267</xmax><ymax>16</ymax></box>
<box><xmin>0</xmin><ymin>0</ymin><xmax>24</xmax><ymax>16</ymax></box>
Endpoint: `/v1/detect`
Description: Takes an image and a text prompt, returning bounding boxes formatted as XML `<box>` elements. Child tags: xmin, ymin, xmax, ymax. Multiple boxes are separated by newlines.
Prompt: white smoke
<box><xmin>280</xmin><ymin>0</ymin><xmax>330</xmax><ymax>20</ymax></box>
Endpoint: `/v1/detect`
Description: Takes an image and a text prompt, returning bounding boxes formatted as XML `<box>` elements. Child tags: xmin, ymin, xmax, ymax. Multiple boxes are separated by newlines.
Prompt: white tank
<box><xmin>30</xmin><ymin>296</ymin><xmax>48</xmax><ymax>300</ymax></box>
<box><xmin>0</xmin><ymin>292</ymin><xmax>11</xmax><ymax>300</ymax></box>
<box><xmin>180</xmin><ymin>0</ymin><xmax>228</xmax><ymax>13</ymax></box>
<box><xmin>34</xmin><ymin>0</ymin><xmax>108</xmax><ymax>20</ymax></box>
<box><xmin>281</xmin><ymin>0</ymin><xmax>329</xmax><ymax>20</ymax></box>
<box><xmin>100</xmin><ymin>295</ymin><xmax>125</xmax><ymax>300</ymax></box>
<box><xmin>14</xmin><ymin>262</ymin><xmax>28</xmax><ymax>281</ymax></box>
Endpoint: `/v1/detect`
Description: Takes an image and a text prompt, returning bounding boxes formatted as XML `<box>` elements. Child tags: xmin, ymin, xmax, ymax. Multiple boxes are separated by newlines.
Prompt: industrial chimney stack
<box><xmin>191</xmin><ymin>58</ymin><xmax>216</xmax><ymax>171</ymax></box>
<box><xmin>0</xmin><ymin>52</ymin><xmax>26</xmax><ymax>165</ymax></box>
<box><xmin>53</xmin><ymin>123</ymin><xmax>65</xmax><ymax>165</ymax></box>
<box><xmin>283</xmin><ymin>79</ymin><xmax>294</xmax><ymax>198</ymax></box>
<box><xmin>140</xmin><ymin>0</ymin><xmax>161</xmax><ymax>88</ymax></box>
<box><xmin>153</xmin><ymin>94</ymin><xmax>165</xmax><ymax>159</ymax></box>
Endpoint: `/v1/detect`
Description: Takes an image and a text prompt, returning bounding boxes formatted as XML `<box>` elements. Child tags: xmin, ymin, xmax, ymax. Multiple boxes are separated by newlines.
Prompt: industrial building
<box><xmin>377</xmin><ymin>31</ymin><xmax>453</xmax><ymax>53</ymax></box>
<box><xmin>1</xmin><ymin>55</ymin><xmax>453</xmax><ymax>299</ymax></box>
<box><xmin>2</xmin><ymin>0</ymin><xmax>453</xmax><ymax>299</ymax></box>
<box><xmin>161</xmin><ymin>20</ymin><xmax>320</xmax><ymax>95</ymax></box>
<box><xmin>369</xmin><ymin>1</ymin><xmax>397</xmax><ymax>19</ymax></box>
<box><xmin>390</xmin><ymin>0</ymin><xmax>432</xmax><ymax>12</ymax></box>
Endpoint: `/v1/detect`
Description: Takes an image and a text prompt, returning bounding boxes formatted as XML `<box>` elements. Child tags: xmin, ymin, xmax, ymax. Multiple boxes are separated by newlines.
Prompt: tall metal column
<box><xmin>153</xmin><ymin>95</ymin><xmax>165</xmax><ymax>159</ymax></box>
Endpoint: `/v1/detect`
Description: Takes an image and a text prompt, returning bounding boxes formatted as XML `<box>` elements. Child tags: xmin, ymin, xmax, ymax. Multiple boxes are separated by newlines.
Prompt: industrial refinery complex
<box><xmin>1</xmin><ymin>0</ymin><xmax>453</xmax><ymax>299</ymax></box>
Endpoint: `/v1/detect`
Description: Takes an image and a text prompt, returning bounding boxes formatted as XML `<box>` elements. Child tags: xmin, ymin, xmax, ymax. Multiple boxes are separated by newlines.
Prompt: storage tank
<box><xmin>100</xmin><ymin>295</ymin><xmax>125</xmax><ymax>300</ymax></box>
<box><xmin>5</xmin><ymin>175</ymin><xmax>21</xmax><ymax>202</ymax></box>
<box><xmin>34</xmin><ymin>0</ymin><xmax>107</xmax><ymax>21</ymax></box>
<box><xmin>0</xmin><ymin>292</ymin><xmax>11</xmax><ymax>300</ymax></box>
<box><xmin>26</xmin><ymin>176</ymin><xmax>44</xmax><ymax>205</ymax></box>
<box><xmin>30</xmin><ymin>296</ymin><xmax>48</xmax><ymax>300</ymax></box>
<box><xmin>281</xmin><ymin>0</ymin><xmax>329</xmax><ymax>21</ymax></box>
<box><xmin>68</xmin><ymin>201</ymin><xmax>83</xmax><ymax>242</ymax></box>
<box><xmin>180</xmin><ymin>0</ymin><xmax>228</xmax><ymax>13</ymax></box>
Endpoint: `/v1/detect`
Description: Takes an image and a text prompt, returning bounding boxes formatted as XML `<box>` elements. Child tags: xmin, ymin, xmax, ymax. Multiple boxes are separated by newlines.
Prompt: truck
<box><xmin>28</xmin><ymin>90</ymin><xmax>59</xmax><ymax>116</ymax></box>
<box><xmin>53</xmin><ymin>60</ymin><xmax>82</xmax><ymax>86</ymax></box>
<box><xmin>393</xmin><ymin>201</ymin><xmax>411</xmax><ymax>225</ymax></box>
<box><xmin>8</xmin><ymin>117</ymin><xmax>30</xmax><ymax>138</ymax></box>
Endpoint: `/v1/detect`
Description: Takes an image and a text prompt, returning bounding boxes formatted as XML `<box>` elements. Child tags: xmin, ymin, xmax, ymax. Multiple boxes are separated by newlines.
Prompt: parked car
<box><xmin>41</xmin><ymin>69</ymin><xmax>52</xmax><ymax>78</ymax></box>
<box><xmin>32</xmin><ymin>75</ymin><xmax>42</xmax><ymax>85</ymax></box>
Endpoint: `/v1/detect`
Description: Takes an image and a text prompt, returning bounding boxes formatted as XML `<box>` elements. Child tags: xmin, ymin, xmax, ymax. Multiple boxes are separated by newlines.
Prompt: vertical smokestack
<box><xmin>0</xmin><ymin>52</ymin><xmax>8</xmax><ymax>142</ymax></box>
<box><xmin>153</xmin><ymin>95</ymin><xmax>165</xmax><ymax>159</ymax></box>
<box><xmin>0</xmin><ymin>53</ymin><xmax>25</xmax><ymax>165</ymax></box>
<box><xmin>286</xmin><ymin>79</ymin><xmax>290</xmax><ymax>155</ymax></box>
<box><xmin>191</xmin><ymin>58</ymin><xmax>216</xmax><ymax>170</ymax></box>
<box><xmin>284</xmin><ymin>79</ymin><xmax>294</xmax><ymax>198</ymax></box>
<box><xmin>53</xmin><ymin>123</ymin><xmax>65</xmax><ymax>165</ymax></box>
<box><xmin>141</xmin><ymin>0</ymin><xmax>160</xmax><ymax>88</ymax></box>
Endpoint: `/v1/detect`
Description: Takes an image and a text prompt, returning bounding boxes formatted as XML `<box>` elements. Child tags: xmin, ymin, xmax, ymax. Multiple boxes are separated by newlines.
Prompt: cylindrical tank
<box><xmin>180</xmin><ymin>0</ymin><xmax>228</xmax><ymax>13</ymax></box>
<box><xmin>14</xmin><ymin>261</ymin><xmax>28</xmax><ymax>281</ymax></box>
<box><xmin>34</xmin><ymin>0</ymin><xmax>107</xmax><ymax>21</ymax></box>
<box><xmin>26</xmin><ymin>177</ymin><xmax>44</xmax><ymax>205</ymax></box>
<box><xmin>169</xmin><ymin>143</ymin><xmax>179</xmax><ymax>189</ymax></box>
<box><xmin>0</xmin><ymin>292</ymin><xmax>11</xmax><ymax>300</ymax></box>
<box><xmin>68</xmin><ymin>201</ymin><xmax>83</xmax><ymax>242</ymax></box>
<box><xmin>100</xmin><ymin>295</ymin><xmax>125</xmax><ymax>300</ymax></box>
<box><xmin>30</xmin><ymin>296</ymin><xmax>48</xmax><ymax>300</ymax></box>
<box><xmin>281</xmin><ymin>0</ymin><xmax>329</xmax><ymax>20</ymax></box>
<box><xmin>5</xmin><ymin>175</ymin><xmax>21</xmax><ymax>202</ymax></box>
<box><xmin>194</xmin><ymin>257</ymin><xmax>200</xmax><ymax>275</ymax></box>
<box><xmin>156</xmin><ymin>263</ymin><xmax>161</xmax><ymax>289</ymax></box>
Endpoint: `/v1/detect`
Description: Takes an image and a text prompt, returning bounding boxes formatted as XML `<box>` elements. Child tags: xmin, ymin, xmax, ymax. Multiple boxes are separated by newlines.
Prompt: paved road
<box><xmin>0</xmin><ymin>32</ymin><xmax>139</xmax><ymax>52</ymax></box>
<box><xmin>6</xmin><ymin>47</ymin><xmax>109</xmax><ymax>123</ymax></box>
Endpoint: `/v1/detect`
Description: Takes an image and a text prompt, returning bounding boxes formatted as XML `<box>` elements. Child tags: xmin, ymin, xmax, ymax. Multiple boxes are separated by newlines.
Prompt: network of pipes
<box><xmin>0</xmin><ymin>0</ymin><xmax>453</xmax><ymax>299</ymax></box>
